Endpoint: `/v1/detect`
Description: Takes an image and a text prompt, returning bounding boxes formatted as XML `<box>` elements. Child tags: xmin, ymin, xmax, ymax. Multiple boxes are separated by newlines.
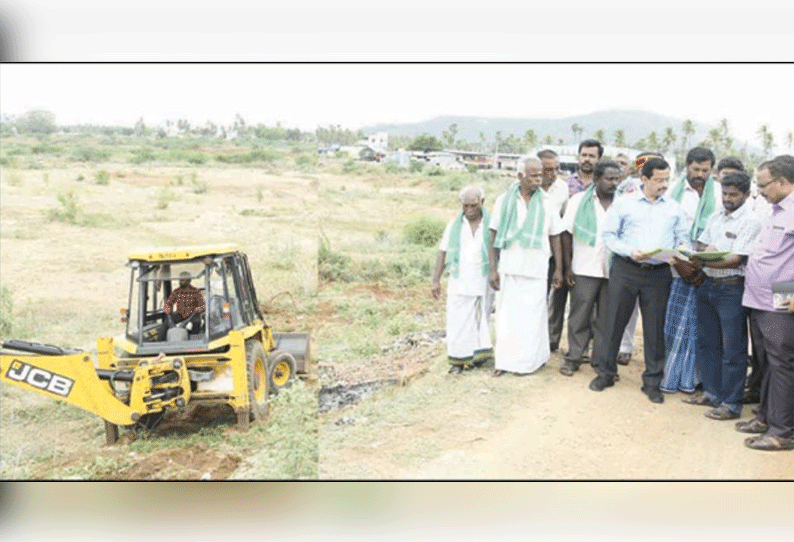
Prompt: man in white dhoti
<box><xmin>432</xmin><ymin>185</ymin><xmax>494</xmax><ymax>374</ymax></box>
<box><xmin>487</xmin><ymin>157</ymin><xmax>565</xmax><ymax>376</ymax></box>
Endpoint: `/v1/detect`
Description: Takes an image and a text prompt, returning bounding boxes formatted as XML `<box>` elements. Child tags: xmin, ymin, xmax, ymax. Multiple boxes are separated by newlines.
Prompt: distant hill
<box><xmin>360</xmin><ymin>109</ymin><xmax>723</xmax><ymax>148</ymax></box>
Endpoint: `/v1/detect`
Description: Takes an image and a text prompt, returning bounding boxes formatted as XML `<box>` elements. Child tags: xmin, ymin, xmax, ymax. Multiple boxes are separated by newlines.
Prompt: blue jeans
<box><xmin>695</xmin><ymin>280</ymin><xmax>747</xmax><ymax>413</ymax></box>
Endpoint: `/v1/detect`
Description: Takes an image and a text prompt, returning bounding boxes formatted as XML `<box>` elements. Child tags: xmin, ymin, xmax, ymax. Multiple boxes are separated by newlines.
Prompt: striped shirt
<box><xmin>697</xmin><ymin>201</ymin><xmax>762</xmax><ymax>278</ymax></box>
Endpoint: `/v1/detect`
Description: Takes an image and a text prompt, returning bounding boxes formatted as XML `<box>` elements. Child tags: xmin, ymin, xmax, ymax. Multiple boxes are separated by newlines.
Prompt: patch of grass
<box><xmin>94</xmin><ymin>169</ymin><xmax>110</xmax><ymax>185</ymax></box>
<box><xmin>129</xmin><ymin>147</ymin><xmax>156</xmax><ymax>164</ymax></box>
<box><xmin>404</xmin><ymin>216</ymin><xmax>445</xmax><ymax>247</ymax></box>
<box><xmin>71</xmin><ymin>146</ymin><xmax>111</xmax><ymax>162</ymax></box>
<box><xmin>318</xmin><ymin>238</ymin><xmax>354</xmax><ymax>283</ymax></box>
<box><xmin>409</xmin><ymin>160</ymin><xmax>424</xmax><ymax>173</ymax></box>
<box><xmin>156</xmin><ymin>187</ymin><xmax>174</xmax><ymax>210</ymax></box>
<box><xmin>342</xmin><ymin>159</ymin><xmax>359</xmax><ymax>175</ymax></box>
<box><xmin>215</xmin><ymin>148</ymin><xmax>281</xmax><ymax>164</ymax></box>
<box><xmin>190</xmin><ymin>173</ymin><xmax>208</xmax><ymax>194</ymax></box>
<box><xmin>76</xmin><ymin>173</ymin><xmax>85</xmax><ymax>182</ymax></box>
<box><xmin>0</xmin><ymin>285</ymin><xmax>16</xmax><ymax>338</ymax></box>
<box><xmin>47</xmin><ymin>191</ymin><xmax>81</xmax><ymax>223</ymax></box>
<box><xmin>4</xmin><ymin>169</ymin><xmax>23</xmax><ymax>186</ymax></box>
<box><xmin>256</xmin><ymin>186</ymin><xmax>264</xmax><ymax>203</ymax></box>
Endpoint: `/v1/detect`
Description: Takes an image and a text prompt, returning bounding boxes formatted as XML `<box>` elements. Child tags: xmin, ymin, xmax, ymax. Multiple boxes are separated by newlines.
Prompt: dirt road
<box><xmin>320</xmin><ymin>333</ymin><xmax>793</xmax><ymax>479</ymax></box>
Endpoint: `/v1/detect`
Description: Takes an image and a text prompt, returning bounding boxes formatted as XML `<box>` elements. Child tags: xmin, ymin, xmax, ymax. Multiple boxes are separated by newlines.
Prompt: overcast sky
<box><xmin>2</xmin><ymin>63</ymin><xmax>792</xmax><ymax>150</ymax></box>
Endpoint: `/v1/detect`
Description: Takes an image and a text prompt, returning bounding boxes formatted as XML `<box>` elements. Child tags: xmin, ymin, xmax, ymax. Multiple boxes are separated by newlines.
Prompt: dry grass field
<box><xmin>0</xmin><ymin>135</ymin><xmax>319</xmax><ymax>479</ymax></box>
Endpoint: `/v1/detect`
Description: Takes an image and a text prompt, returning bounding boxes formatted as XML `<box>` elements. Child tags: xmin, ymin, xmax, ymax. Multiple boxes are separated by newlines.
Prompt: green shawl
<box><xmin>445</xmin><ymin>210</ymin><xmax>491</xmax><ymax>278</ymax></box>
<box><xmin>669</xmin><ymin>175</ymin><xmax>717</xmax><ymax>241</ymax></box>
<box><xmin>573</xmin><ymin>183</ymin><xmax>598</xmax><ymax>246</ymax></box>
<box><xmin>493</xmin><ymin>183</ymin><xmax>545</xmax><ymax>250</ymax></box>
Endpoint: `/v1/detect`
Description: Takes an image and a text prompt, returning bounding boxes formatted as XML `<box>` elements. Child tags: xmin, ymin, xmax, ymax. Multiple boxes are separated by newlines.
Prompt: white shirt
<box><xmin>665</xmin><ymin>178</ymin><xmax>722</xmax><ymax>277</ymax></box>
<box><xmin>563</xmin><ymin>189</ymin><xmax>611</xmax><ymax>279</ymax></box>
<box><xmin>489</xmin><ymin>189</ymin><xmax>564</xmax><ymax>279</ymax></box>
<box><xmin>697</xmin><ymin>201</ymin><xmax>762</xmax><ymax>278</ymax></box>
<box><xmin>439</xmin><ymin>214</ymin><xmax>488</xmax><ymax>296</ymax></box>
<box><xmin>665</xmin><ymin>178</ymin><xmax>723</xmax><ymax>232</ymax></box>
<box><xmin>543</xmin><ymin>178</ymin><xmax>570</xmax><ymax>217</ymax></box>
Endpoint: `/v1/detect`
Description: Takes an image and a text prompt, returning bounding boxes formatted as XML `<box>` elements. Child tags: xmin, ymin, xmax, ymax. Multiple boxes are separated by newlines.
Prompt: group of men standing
<box><xmin>433</xmin><ymin>139</ymin><xmax>794</xmax><ymax>452</ymax></box>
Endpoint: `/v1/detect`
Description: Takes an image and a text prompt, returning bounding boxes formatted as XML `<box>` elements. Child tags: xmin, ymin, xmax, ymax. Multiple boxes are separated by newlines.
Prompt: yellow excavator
<box><xmin>1</xmin><ymin>245</ymin><xmax>310</xmax><ymax>444</ymax></box>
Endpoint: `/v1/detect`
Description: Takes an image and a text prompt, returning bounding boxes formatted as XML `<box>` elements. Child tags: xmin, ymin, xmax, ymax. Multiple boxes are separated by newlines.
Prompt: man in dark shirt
<box><xmin>164</xmin><ymin>271</ymin><xmax>205</xmax><ymax>329</ymax></box>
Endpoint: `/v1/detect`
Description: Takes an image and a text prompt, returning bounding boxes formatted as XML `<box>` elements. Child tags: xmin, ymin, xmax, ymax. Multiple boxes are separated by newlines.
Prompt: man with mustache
<box><xmin>661</xmin><ymin>147</ymin><xmax>722</xmax><ymax>396</ymax></box>
<box><xmin>736</xmin><ymin>155</ymin><xmax>794</xmax><ymax>451</ymax></box>
<box><xmin>559</xmin><ymin>159</ymin><xmax>622</xmax><ymax>376</ymax></box>
<box><xmin>488</xmin><ymin>157</ymin><xmax>564</xmax><ymax>376</ymax></box>
<box><xmin>686</xmin><ymin>171</ymin><xmax>761</xmax><ymax>420</ymax></box>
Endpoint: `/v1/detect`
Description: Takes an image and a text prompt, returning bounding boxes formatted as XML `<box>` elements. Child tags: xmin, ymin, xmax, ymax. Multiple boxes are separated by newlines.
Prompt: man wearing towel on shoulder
<box><xmin>432</xmin><ymin>185</ymin><xmax>494</xmax><ymax>374</ymax></box>
<box><xmin>488</xmin><ymin>157</ymin><xmax>564</xmax><ymax>377</ymax></box>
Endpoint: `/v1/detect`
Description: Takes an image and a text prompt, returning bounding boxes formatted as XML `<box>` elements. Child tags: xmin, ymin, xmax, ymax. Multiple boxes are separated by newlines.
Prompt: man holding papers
<box><xmin>588</xmin><ymin>157</ymin><xmax>690</xmax><ymax>403</ymax></box>
<box><xmin>684</xmin><ymin>171</ymin><xmax>762</xmax><ymax>420</ymax></box>
<box><xmin>736</xmin><ymin>156</ymin><xmax>794</xmax><ymax>451</ymax></box>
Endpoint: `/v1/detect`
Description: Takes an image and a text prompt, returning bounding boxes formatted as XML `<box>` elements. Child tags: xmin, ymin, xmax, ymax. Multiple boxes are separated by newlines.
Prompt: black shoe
<box><xmin>742</xmin><ymin>391</ymin><xmax>760</xmax><ymax>404</ymax></box>
<box><xmin>642</xmin><ymin>386</ymin><xmax>664</xmax><ymax>404</ymax></box>
<box><xmin>559</xmin><ymin>360</ymin><xmax>580</xmax><ymax>377</ymax></box>
<box><xmin>589</xmin><ymin>375</ymin><xmax>614</xmax><ymax>392</ymax></box>
<box><xmin>550</xmin><ymin>343</ymin><xmax>559</xmax><ymax>353</ymax></box>
<box><xmin>448</xmin><ymin>365</ymin><xmax>463</xmax><ymax>375</ymax></box>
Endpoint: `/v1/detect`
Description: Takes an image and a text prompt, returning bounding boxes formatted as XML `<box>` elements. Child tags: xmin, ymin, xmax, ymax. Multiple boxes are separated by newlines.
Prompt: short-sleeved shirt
<box><xmin>564</xmin><ymin>172</ymin><xmax>592</xmax><ymax>197</ymax></box>
<box><xmin>697</xmin><ymin>201</ymin><xmax>762</xmax><ymax>278</ymax></box>
<box><xmin>439</xmin><ymin>215</ymin><xmax>489</xmax><ymax>297</ymax></box>
<box><xmin>743</xmin><ymin>191</ymin><xmax>794</xmax><ymax>311</ymax></box>
<box><xmin>563</xmin><ymin>189</ymin><xmax>611</xmax><ymax>279</ymax></box>
<box><xmin>164</xmin><ymin>285</ymin><xmax>206</xmax><ymax>319</ymax></box>
<box><xmin>489</xmin><ymin>189</ymin><xmax>565</xmax><ymax>279</ymax></box>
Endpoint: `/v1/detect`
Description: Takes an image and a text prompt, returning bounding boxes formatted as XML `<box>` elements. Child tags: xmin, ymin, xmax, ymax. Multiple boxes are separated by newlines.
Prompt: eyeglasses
<box><xmin>756</xmin><ymin>178</ymin><xmax>781</xmax><ymax>190</ymax></box>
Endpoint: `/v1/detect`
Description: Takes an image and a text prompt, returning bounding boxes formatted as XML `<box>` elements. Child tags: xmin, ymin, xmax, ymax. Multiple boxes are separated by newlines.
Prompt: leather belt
<box><xmin>618</xmin><ymin>255</ymin><xmax>668</xmax><ymax>270</ymax></box>
<box><xmin>707</xmin><ymin>275</ymin><xmax>744</xmax><ymax>286</ymax></box>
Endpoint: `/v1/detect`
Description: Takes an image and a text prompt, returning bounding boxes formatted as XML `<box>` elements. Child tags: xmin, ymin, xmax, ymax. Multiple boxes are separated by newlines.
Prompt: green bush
<box><xmin>409</xmin><ymin>160</ymin><xmax>424</xmax><ymax>173</ymax></box>
<box><xmin>214</xmin><ymin>148</ymin><xmax>281</xmax><ymax>164</ymax></box>
<box><xmin>425</xmin><ymin>166</ymin><xmax>445</xmax><ymax>176</ymax></box>
<box><xmin>318</xmin><ymin>239</ymin><xmax>354</xmax><ymax>282</ymax></box>
<box><xmin>0</xmin><ymin>285</ymin><xmax>15</xmax><ymax>338</ymax></box>
<box><xmin>383</xmin><ymin>163</ymin><xmax>402</xmax><ymax>174</ymax></box>
<box><xmin>342</xmin><ymin>159</ymin><xmax>358</xmax><ymax>175</ymax></box>
<box><xmin>47</xmin><ymin>191</ymin><xmax>81</xmax><ymax>223</ymax></box>
<box><xmin>404</xmin><ymin>217</ymin><xmax>445</xmax><ymax>247</ymax></box>
<box><xmin>71</xmin><ymin>146</ymin><xmax>111</xmax><ymax>162</ymax></box>
<box><xmin>95</xmin><ymin>169</ymin><xmax>110</xmax><ymax>185</ymax></box>
<box><xmin>129</xmin><ymin>147</ymin><xmax>156</xmax><ymax>164</ymax></box>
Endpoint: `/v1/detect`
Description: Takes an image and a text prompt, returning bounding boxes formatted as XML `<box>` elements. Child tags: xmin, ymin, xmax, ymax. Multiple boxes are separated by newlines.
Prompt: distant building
<box><xmin>367</xmin><ymin>132</ymin><xmax>389</xmax><ymax>152</ymax></box>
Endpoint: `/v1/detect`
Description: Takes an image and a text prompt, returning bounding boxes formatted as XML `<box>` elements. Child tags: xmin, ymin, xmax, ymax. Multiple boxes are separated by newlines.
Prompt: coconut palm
<box><xmin>757</xmin><ymin>124</ymin><xmax>774</xmax><ymax>158</ymax></box>
<box><xmin>663</xmin><ymin>127</ymin><xmax>677</xmax><ymax>154</ymax></box>
<box><xmin>613</xmin><ymin>129</ymin><xmax>626</xmax><ymax>148</ymax></box>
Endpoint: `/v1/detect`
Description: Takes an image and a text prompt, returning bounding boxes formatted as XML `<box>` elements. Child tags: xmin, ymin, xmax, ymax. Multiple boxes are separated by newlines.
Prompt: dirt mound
<box><xmin>110</xmin><ymin>443</ymin><xmax>242</xmax><ymax>480</ymax></box>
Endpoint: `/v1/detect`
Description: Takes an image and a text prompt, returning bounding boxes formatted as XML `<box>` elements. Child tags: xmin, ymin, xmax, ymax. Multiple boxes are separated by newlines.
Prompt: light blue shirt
<box><xmin>602</xmin><ymin>191</ymin><xmax>691</xmax><ymax>260</ymax></box>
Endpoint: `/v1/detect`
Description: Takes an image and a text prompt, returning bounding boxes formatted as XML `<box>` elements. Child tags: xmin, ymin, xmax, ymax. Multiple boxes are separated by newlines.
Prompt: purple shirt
<box><xmin>743</xmin><ymin>190</ymin><xmax>794</xmax><ymax>311</ymax></box>
<box><xmin>564</xmin><ymin>173</ymin><xmax>592</xmax><ymax>197</ymax></box>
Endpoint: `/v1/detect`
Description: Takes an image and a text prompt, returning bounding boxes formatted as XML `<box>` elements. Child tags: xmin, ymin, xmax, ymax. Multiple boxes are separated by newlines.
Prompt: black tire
<box><xmin>267</xmin><ymin>351</ymin><xmax>296</xmax><ymax>394</ymax></box>
<box><xmin>245</xmin><ymin>340</ymin><xmax>268</xmax><ymax>422</ymax></box>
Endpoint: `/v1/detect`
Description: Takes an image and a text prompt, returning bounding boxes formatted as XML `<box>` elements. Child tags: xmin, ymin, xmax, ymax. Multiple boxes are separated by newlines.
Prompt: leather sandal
<box><xmin>744</xmin><ymin>434</ymin><xmax>794</xmax><ymax>451</ymax></box>
<box><xmin>735</xmin><ymin>419</ymin><xmax>768</xmax><ymax>434</ymax></box>
<box><xmin>492</xmin><ymin>369</ymin><xmax>506</xmax><ymax>377</ymax></box>
<box><xmin>616</xmin><ymin>352</ymin><xmax>631</xmax><ymax>366</ymax></box>
<box><xmin>704</xmin><ymin>405</ymin><xmax>740</xmax><ymax>420</ymax></box>
<box><xmin>681</xmin><ymin>393</ymin><xmax>719</xmax><ymax>407</ymax></box>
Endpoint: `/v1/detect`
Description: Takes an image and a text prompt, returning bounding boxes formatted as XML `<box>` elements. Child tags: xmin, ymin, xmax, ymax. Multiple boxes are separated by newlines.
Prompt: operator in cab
<box><xmin>163</xmin><ymin>271</ymin><xmax>205</xmax><ymax>331</ymax></box>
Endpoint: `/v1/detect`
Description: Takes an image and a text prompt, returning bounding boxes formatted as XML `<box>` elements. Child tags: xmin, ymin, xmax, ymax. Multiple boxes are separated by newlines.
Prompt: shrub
<box><xmin>409</xmin><ymin>160</ymin><xmax>424</xmax><ymax>173</ymax></box>
<box><xmin>156</xmin><ymin>188</ymin><xmax>173</xmax><ymax>210</ymax></box>
<box><xmin>404</xmin><ymin>217</ymin><xmax>445</xmax><ymax>247</ymax></box>
<box><xmin>383</xmin><ymin>163</ymin><xmax>402</xmax><ymax>174</ymax></box>
<box><xmin>342</xmin><ymin>159</ymin><xmax>358</xmax><ymax>175</ymax></box>
<box><xmin>0</xmin><ymin>285</ymin><xmax>15</xmax><ymax>338</ymax></box>
<box><xmin>47</xmin><ymin>191</ymin><xmax>81</xmax><ymax>223</ymax></box>
<box><xmin>95</xmin><ymin>169</ymin><xmax>110</xmax><ymax>185</ymax></box>
<box><xmin>129</xmin><ymin>147</ymin><xmax>156</xmax><ymax>164</ymax></box>
<box><xmin>425</xmin><ymin>166</ymin><xmax>445</xmax><ymax>176</ymax></box>
<box><xmin>71</xmin><ymin>146</ymin><xmax>111</xmax><ymax>162</ymax></box>
<box><xmin>318</xmin><ymin>239</ymin><xmax>354</xmax><ymax>282</ymax></box>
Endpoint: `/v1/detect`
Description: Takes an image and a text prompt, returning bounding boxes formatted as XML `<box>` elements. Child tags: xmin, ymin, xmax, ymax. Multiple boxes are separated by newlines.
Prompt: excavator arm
<box><xmin>1</xmin><ymin>340</ymin><xmax>190</xmax><ymax>426</ymax></box>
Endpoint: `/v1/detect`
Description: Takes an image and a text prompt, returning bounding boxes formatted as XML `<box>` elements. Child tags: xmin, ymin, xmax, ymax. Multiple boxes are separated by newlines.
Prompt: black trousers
<box><xmin>746</xmin><ymin>311</ymin><xmax>766</xmax><ymax>397</ymax></box>
<box><xmin>547</xmin><ymin>256</ymin><xmax>568</xmax><ymax>349</ymax></box>
<box><xmin>751</xmin><ymin>309</ymin><xmax>794</xmax><ymax>439</ymax></box>
<box><xmin>592</xmin><ymin>256</ymin><xmax>672</xmax><ymax>389</ymax></box>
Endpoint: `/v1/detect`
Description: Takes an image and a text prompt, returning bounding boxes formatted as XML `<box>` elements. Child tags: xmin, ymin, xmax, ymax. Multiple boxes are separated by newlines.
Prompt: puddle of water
<box><xmin>318</xmin><ymin>379</ymin><xmax>399</xmax><ymax>413</ymax></box>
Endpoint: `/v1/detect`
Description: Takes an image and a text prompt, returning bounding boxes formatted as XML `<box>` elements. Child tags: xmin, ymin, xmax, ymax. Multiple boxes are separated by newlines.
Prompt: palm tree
<box><xmin>662</xmin><ymin>127</ymin><xmax>677</xmax><ymax>154</ymax></box>
<box><xmin>647</xmin><ymin>131</ymin><xmax>660</xmax><ymax>151</ymax></box>
<box><xmin>707</xmin><ymin>128</ymin><xmax>722</xmax><ymax>153</ymax></box>
<box><xmin>571</xmin><ymin>123</ymin><xmax>583</xmax><ymax>144</ymax></box>
<box><xmin>786</xmin><ymin>131</ymin><xmax>793</xmax><ymax>150</ymax></box>
<box><xmin>757</xmin><ymin>124</ymin><xmax>774</xmax><ymax>158</ymax></box>
<box><xmin>681</xmin><ymin>118</ymin><xmax>695</xmax><ymax>151</ymax></box>
<box><xmin>593</xmin><ymin>129</ymin><xmax>606</xmax><ymax>144</ymax></box>
<box><xmin>524</xmin><ymin>129</ymin><xmax>538</xmax><ymax>151</ymax></box>
<box><xmin>718</xmin><ymin>118</ymin><xmax>730</xmax><ymax>138</ymax></box>
<box><xmin>543</xmin><ymin>134</ymin><xmax>554</xmax><ymax>145</ymax></box>
<box><xmin>613</xmin><ymin>129</ymin><xmax>626</xmax><ymax>148</ymax></box>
